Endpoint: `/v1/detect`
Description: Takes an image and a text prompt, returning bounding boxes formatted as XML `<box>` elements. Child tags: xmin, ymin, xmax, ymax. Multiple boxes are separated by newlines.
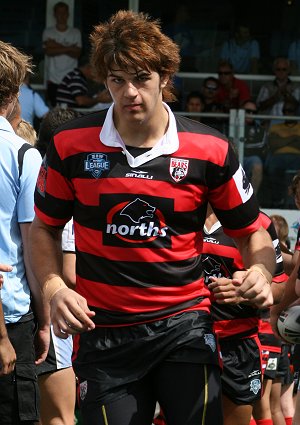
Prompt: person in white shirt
<box><xmin>43</xmin><ymin>1</ymin><xmax>82</xmax><ymax>106</ymax></box>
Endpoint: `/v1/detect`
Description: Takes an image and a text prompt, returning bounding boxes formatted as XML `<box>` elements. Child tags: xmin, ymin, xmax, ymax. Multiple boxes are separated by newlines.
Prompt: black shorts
<box><xmin>264</xmin><ymin>351</ymin><xmax>281</xmax><ymax>380</ymax></box>
<box><xmin>78</xmin><ymin>363</ymin><xmax>223</xmax><ymax>425</ymax></box>
<box><xmin>74</xmin><ymin>310</ymin><xmax>222</xmax><ymax>423</ymax></box>
<box><xmin>0</xmin><ymin>319</ymin><xmax>39</xmax><ymax>424</ymax></box>
<box><xmin>277</xmin><ymin>344</ymin><xmax>294</xmax><ymax>384</ymax></box>
<box><xmin>219</xmin><ymin>335</ymin><xmax>262</xmax><ymax>405</ymax></box>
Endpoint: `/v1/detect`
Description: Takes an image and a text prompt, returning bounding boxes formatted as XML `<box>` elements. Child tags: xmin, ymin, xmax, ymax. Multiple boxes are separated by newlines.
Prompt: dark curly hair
<box><xmin>36</xmin><ymin>107</ymin><xmax>82</xmax><ymax>157</ymax></box>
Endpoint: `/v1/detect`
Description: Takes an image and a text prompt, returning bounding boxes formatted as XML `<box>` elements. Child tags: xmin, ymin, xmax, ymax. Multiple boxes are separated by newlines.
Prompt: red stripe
<box><xmin>75</xmin><ymin>221</ymin><xmax>202</xmax><ymax>261</ymax></box>
<box><xmin>54</xmin><ymin>126</ymin><xmax>120</xmax><ymax>160</ymax></box>
<box><xmin>47</xmin><ymin>166</ymin><xmax>74</xmax><ymax>200</ymax></box>
<box><xmin>73</xmin><ymin>176</ymin><xmax>205</xmax><ymax>209</ymax></box>
<box><xmin>273</xmin><ymin>273</ymin><xmax>288</xmax><ymax>283</ymax></box>
<box><xmin>178</xmin><ymin>132</ymin><xmax>228</xmax><ymax>165</ymax></box>
<box><xmin>223</xmin><ymin>215</ymin><xmax>261</xmax><ymax>238</ymax></box>
<box><xmin>209</xmin><ymin>177</ymin><xmax>243</xmax><ymax>210</ymax></box>
<box><xmin>76</xmin><ymin>276</ymin><xmax>210</xmax><ymax>313</ymax></box>
<box><xmin>214</xmin><ymin>317</ymin><xmax>259</xmax><ymax>338</ymax></box>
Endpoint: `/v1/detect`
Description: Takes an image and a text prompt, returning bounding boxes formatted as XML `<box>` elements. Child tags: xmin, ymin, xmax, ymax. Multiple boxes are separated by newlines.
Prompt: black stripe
<box><xmin>18</xmin><ymin>143</ymin><xmax>34</xmax><ymax>177</ymax></box>
<box><xmin>89</xmin><ymin>297</ymin><xmax>206</xmax><ymax>325</ymax></box>
<box><xmin>76</xmin><ymin>251</ymin><xmax>203</xmax><ymax>287</ymax></box>
<box><xmin>213</xmin><ymin>195</ymin><xmax>259</xmax><ymax>231</ymax></box>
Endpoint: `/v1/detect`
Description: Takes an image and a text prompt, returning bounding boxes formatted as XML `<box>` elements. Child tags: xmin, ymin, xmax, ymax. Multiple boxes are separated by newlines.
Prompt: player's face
<box><xmin>106</xmin><ymin>67</ymin><xmax>167</xmax><ymax>124</ymax></box>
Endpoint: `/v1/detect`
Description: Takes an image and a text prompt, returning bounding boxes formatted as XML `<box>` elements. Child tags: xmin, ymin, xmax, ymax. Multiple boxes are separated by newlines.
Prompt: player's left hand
<box><xmin>233</xmin><ymin>267</ymin><xmax>273</xmax><ymax>309</ymax></box>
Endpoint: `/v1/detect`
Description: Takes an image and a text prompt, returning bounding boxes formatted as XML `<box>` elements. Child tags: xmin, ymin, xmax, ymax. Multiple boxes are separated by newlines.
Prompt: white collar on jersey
<box><xmin>203</xmin><ymin>221</ymin><xmax>222</xmax><ymax>235</ymax></box>
<box><xmin>0</xmin><ymin>116</ymin><xmax>14</xmax><ymax>134</ymax></box>
<box><xmin>99</xmin><ymin>102</ymin><xmax>179</xmax><ymax>168</ymax></box>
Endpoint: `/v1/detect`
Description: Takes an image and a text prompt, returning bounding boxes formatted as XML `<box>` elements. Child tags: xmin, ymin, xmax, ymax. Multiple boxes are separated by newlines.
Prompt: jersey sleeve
<box><xmin>208</xmin><ymin>141</ymin><xmax>261</xmax><ymax>238</ymax></box>
<box><xmin>260</xmin><ymin>212</ymin><xmax>288</xmax><ymax>283</ymax></box>
<box><xmin>34</xmin><ymin>133</ymin><xmax>74</xmax><ymax>227</ymax></box>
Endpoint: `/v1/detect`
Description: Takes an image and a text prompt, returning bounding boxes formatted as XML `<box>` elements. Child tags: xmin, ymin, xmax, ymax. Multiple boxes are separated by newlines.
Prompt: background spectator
<box><xmin>288</xmin><ymin>31</ymin><xmax>300</xmax><ymax>75</ymax></box>
<box><xmin>200</xmin><ymin>77</ymin><xmax>224</xmax><ymax>131</ymax></box>
<box><xmin>184</xmin><ymin>90</ymin><xmax>204</xmax><ymax>122</ymax></box>
<box><xmin>0</xmin><ymin>39</ymin><xmax>48</xmax><ymax>425</ymax></box>
<box><xmin>241</xmin><ymin>99</ymin><xmax>267</xmax><ymax>195</ymax></box>
<box><xmin>15</xmin><ymin>120</ymin><xmax>37</xmax><ymax>145</ymax></box>
<box><xmin>19</xmin><ymin>73</ymin><xmax>49</xmax><ymax>128</ymax></box>
<box><xmin>256</xmin><ymin>57</ymin><xmax>300</xmax><ymax>127</ymax></box>
<box><xmin>56</xmin><ymin>55</ymin><xmax>112</xmax><ymax>108</ymax></box>
<box><xmin>265</xmin><ymin>99</ymin><xmax>300</xmax><ymax>207</ymax></box>
<box><xmin>216</xmin><ymin>60</ymin><xmax>251</xmax><ymax>111</ymax></box>
<box><xmin>220</xmin><ymin>23</ymin><xmax>260</xmax><ymax>74</ymax></box>
<box><xmin>43</xmin><ymin>1</ymin><xmax>82</xmax><ymax>106</ymax></box>
<box><xmin>35</xmin><ymin>107</ymin><xmax>82</xmax><ymax>157</ymax></box>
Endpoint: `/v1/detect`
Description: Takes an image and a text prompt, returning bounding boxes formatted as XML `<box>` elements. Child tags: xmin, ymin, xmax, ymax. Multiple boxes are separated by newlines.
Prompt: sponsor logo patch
<box><xmin>125</xmin><ymin>170</ymin><xmax>153</xmax><ymax>179</ymax></box>
<box><xmin>105</xmin><ymin>197</ymin><xmax>169</xmax><ymax>244</ymax></box>
<box><xmin>266</xmin><ymin>357</ymin><xmax>278</xmax><ymax>371</ymax></box>
<box><xmin>36</xmin><ymin>158</ymin><xmax>48</xmax><ymax>197</ymax></box>
<box><xmin>80</xmin><ymin>380</ymin><xmax>88</xmax><ymax>401</ymax></box>
<box><xmin>204</xmin><ymin>333</ymin><xmax>216</xmax><ymax>352</ymax></box>
<box><xmin>169</xmin><ymin>157</ymin><xmax>189</xmax><ymax>182</ymax></box>
<box><xmin>250</xmin><ymin>378</ymin><xmax>261</xmax><ymax>395</ymax></box>
<box><xmin>84</xmin><ymin>153</ymin><xmax>110</xmax><ymax>178</ymax></box>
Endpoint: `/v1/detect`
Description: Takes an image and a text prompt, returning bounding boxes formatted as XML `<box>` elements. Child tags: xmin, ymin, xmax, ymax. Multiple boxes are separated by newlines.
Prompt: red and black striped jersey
<box><xmin>34</xmin><ymin>109</ymin><xmax>261</xmax><ymax>326</ymax></box>
<box><xmin>202</xmin><ymin>211</ymin><xmax>287</xmax><ymax>339</ymax></box>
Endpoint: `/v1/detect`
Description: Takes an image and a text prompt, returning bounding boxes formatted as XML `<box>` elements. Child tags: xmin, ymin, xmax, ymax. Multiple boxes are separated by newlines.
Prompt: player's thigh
<box><xmin>38</xmin><ymin>367</ymin><xmax>76</xmax><ymax>425</ymax></box>
<box><xmin>79</xmin><ymin>378</ymin><xmax>157</xmax><ymax>425</ymax></box>
<box><xmin>222</xmin><ymin>394</ymin><xmax>252</xmax><ymax>425</ymax></box>
<box><xmin>154</xmin><ymin>362</ymin><xmax>223</xmax><ymax>425</ymax></box>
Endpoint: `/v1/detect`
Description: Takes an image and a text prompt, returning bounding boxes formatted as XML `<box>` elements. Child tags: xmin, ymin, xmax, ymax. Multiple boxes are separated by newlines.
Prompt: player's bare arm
<box><xmin>29</xmin><ymin>216</ymin><xmax>95</xmax><ymax>339</ymax></box>
<box><xmin>232</xmin><ymin>226</ymin><xmax>275</xmax><ymax>308</ymax></box>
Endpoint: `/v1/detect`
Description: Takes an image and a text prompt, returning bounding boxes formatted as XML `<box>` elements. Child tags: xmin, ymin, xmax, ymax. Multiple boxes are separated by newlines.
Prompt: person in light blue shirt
<box><xmin>0</xmin><ymin>40</ymin><xmax>49</xmax><ymax>425</ymax></box>
<box><xmin>220</xmin><ymin>23</ymin><xmax>260</xmax><ymax>74</ymax></box>
<box><xmin>19</xmin><ymin>74</ymin><xmax>49</xmax><ymax>126</ymax></box>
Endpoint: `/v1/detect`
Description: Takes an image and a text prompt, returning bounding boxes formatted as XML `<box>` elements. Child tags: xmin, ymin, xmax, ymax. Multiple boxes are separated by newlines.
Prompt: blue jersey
<box><xmin>0</xmin><ymin>116</ymin><xmax>42</xmax><ymax>323</ymax></box>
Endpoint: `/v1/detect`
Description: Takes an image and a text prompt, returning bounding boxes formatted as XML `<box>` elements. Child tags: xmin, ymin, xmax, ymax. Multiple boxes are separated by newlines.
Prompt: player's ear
<box><xmin>160</xmin><ymin>75</ymin><xmax>169</xmax><ymax>88</ymax></box>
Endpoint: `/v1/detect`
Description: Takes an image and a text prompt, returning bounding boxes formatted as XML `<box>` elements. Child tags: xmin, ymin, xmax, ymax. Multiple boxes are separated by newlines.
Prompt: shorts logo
<box><xmin>80</xmin><ymin>380</ymin><xmax>88</xmax><ymax>401</ymax></box>
<box><xmin>36</xmin><ymin>158</ymin><xmax>48</xmax><ymax>197</ymax></box>
<box><xmin>204</xmin><ymin>333</ymin><xmax>216</xmax><ymax>352</ymax></box>
<box><xmin>250</xmin><ymin>378</ymin><xmax>261</xmax><ymax>395</ymax></box>
<box><xmin>84</xmin><ymin>153</ymin><xmax>110</xmax><ymax>178</ymax></box>
<box><xmin>266</xmin><ymin>357</ymin><xmax>278</xmax><ymax>370</ymax></box>
<box><xmin>169</xmin><ymin>157</ymin><xmax>189</xmax><ymax>182</ymax></box>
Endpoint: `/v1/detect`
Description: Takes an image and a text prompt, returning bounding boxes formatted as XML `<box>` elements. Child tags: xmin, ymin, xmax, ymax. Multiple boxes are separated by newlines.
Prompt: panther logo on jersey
<box><xmin>201</xmin><ymin>256</ymin><xmax>231</xmax><ymax>284</ymax></box>
<box><xmin>169</xmin><ymin>157</ymin><xmax>189</xmax><ymax>182</ymax></box>
<box><xmin>120</xmin><ymin>198</ymin><xmax>155</xmax><ymax>224</ymax></box>
<box><xmin>105</xmin><ymin>197</ymin><xmax>169</xmax><ymax>243</ymax></box>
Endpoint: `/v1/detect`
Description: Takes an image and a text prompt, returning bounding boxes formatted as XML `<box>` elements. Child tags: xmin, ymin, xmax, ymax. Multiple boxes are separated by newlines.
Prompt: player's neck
<box><xmin>115</xmin><ymin>107</ymin><xmax>169</xmax><ymax>148</ymax></box>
